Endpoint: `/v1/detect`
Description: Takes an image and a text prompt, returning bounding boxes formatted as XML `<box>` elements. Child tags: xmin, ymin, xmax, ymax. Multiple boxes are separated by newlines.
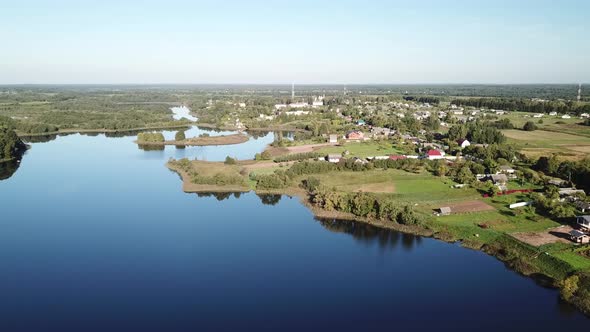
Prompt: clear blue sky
<box><xmin>2</xmin><ymin>0</ymin><xmax>589</xmax><ymax>84</ymax></box>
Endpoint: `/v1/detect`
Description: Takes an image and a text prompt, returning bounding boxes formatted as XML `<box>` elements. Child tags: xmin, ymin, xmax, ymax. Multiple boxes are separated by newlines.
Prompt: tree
<box><xmin>523</xmin><ymin>121</ymin><xmax>538</xmax><ymax>131</ymax></box>
<box><xmin>175</xmin><ymin>130</ymin><xmax>186</xmax><ymax>141</ymax></box>
<box><xmin>455</xmin><ymin>166</ymin><xmax>474</xmax><ymax>184</ymax></box>
<box><xmin>224</xmin><ymin>156</ymin><xmax>236</xmax><ymax>165</ymax></box>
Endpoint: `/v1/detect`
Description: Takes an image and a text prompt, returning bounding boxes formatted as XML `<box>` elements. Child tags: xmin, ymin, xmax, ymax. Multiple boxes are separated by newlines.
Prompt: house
<box><xmin>389</xmin><ymin>155</ymin><xmax>407</xmax><ymax>161</ymax></box>
<box><xmin>259</xmin><ymin>114</ymin><xmax>274</xmax><ymax>121</ymax></box>
<box><xmin>438</xmin><ymin>207</ymin><xmax>451</xmax><ymax>216</ymax></box>
<box><xmin>274</xmin><ymin>104</ymin><xmax>288</xmax><ymax>110</ymax></box>
<box><xmin>353</xmin><ymin>157</ymin><xmax>367</xmax><ymax>164</ymax></box>
<box><xmin>312</xmin><ymin>96</ymin><xmax>324</xmax><ymax>107</ymax></box>
<box><xmin>285</xmin><ymin>110</ymin><xmax>310</xmax><ymax>116</ymax></box>
<box><xmin>289</xmin><ymin>102</ymin><xmax>310</xmax><ymax>108</ymax></box>
<box><xmin>490</xmin><ymin>174</ymin><xmax>508</xmax><ymax>185</ymax></box>
<box><xmin>569</xmin><ymin>230</ymin><xmax>590</xmax><ymax>244</ymax></box>
<box><xmin>346</xmin><ymin>130</ymin><xmax>364</xmax><ymax>140</ymax></box>
<box><xmin>562</xmin><ymin>114</ymin><xmax>571</xmax><ymax>119</ymax></box>
<box><xmin>238</xmin><ymin>103</ymin><xmax>246</xmax><ymax>108</ymax></box>
<box><xmin>498</xmin><ymin>165</ymin><xmax>515</xmax><ymax>175</ymax></box>
<box><xmin>457</xmin><ymin>139</ymin><xmax>471</xmax><ymax>148</ymax></box>
<box><xmin>558</xmin><ymin>188</ymin><xmax>585</xmax><ymax>198</ymax></box>
<box><xmin>425</xmin><ymin>150</ymin><xmax>444</xmax><ymax>160</ymax></box>
<box><xmin>357</xmin><ymin>119</ymin><xmax>366</xmax><ymax>126</ymax></box>
<box><xmin>548</xmin><ymin>178</ymin><xmax>567</xmax><ymax>187</ymax></box>
<box><xmin>582</xmin><ymin>113</ymin><xmax>590</xmax><ymax>118</ymax></box>
<box><xmin>576</xmin><ymin>215</ymin><xmax>590</xmax><ymax>231</ymax></box>
<box><xmin>549</xmin><ymin>112</ymin><xmax>558</xmax><ymax>116</ymax></box>
<box><xmin>533</xmin><ymin>113</ymin><xmax>543</xmax><ymax>118</ymax></box>
<box><xmin>575</xmin><ymin>201</ymin><xmax>590</xmax><ymax>213</ymax></box>
<box><xmin>371</xmin><ymin>127</ymin><xmax>393</xmax><ymax>137</ymax></box>
<box><xmin>325</xmin><ymin>154</ymin><xmax>342</xmax><ymax>163</ymax></box>
<box><xmin>328</xmin><ymin>134</ymin><xmax>338</xmax><ymax>143</ymax></box>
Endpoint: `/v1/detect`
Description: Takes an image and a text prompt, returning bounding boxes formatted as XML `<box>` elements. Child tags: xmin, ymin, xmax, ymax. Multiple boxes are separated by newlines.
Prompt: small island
<box><xmin>136</xmin><ymin>132</ymin><xmax>249</xmax><ymax>147</ymax></box>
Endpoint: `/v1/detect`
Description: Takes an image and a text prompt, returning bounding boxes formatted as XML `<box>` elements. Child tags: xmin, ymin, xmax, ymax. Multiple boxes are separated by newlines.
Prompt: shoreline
<box><xmin>138</xmin><ymin>133</ymin><xmax>249</xmax><ymax>147</ymax></box>
<box><xmin>165</xmin><ymin>157</ymin><xmax>590</xmax><ymax>316</ymax></box>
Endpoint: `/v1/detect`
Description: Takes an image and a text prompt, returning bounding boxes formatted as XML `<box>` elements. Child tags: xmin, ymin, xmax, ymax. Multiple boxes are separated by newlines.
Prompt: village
<box><xmin>187</xmin><ymin>86</ymin><xmax>590</xmax><ymax>256</ymax></box>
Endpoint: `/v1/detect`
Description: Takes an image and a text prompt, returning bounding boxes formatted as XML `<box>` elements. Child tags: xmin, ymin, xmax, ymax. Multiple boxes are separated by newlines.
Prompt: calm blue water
<box><xmin>0</xmin><ymin>129</ymin><xmax>588</xmax><ymax>331</ymax></box>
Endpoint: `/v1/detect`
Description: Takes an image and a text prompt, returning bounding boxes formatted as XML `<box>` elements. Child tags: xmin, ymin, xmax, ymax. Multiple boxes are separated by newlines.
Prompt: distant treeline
<box><xmin>403</xmin><ymin>96</ymin><xmax>440</xmax><ymax>104</ymax></box>
<box><xmin>451</xmin><ymin>98</ymin><xmax>590</xmax><ymax>115</ymax></box>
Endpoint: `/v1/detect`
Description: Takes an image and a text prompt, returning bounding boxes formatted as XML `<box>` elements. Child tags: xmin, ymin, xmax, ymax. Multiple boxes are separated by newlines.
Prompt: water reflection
<box><xmin>195</xmin><ymin>192</ymin><xmax>245</xmax><ymax>201</ymax></box>
<box><xmin>316</xmin><ymin>218</ymin><xmax>423</xmax><ymax>251</ymax></box>
<box><xmin>138</xmin><ymin>144</ymin><xmax>165</xmax><ymax>151</ymax></box>
<box><xmin>257</xmin><ymin>193</ymin><xmax>282</xmax><ymax>206</ymax></box>
<box><xmin>0</xmin><ymin>159</ymin><xmax>20</xmax><ymax>180</ymax></box>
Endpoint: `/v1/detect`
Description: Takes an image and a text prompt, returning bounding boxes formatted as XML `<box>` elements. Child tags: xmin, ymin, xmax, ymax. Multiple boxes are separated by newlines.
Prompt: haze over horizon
<box><xmin>3</xmin><ymin>0</ymin><xmax>589</xmax><ymax>84</ymax></box>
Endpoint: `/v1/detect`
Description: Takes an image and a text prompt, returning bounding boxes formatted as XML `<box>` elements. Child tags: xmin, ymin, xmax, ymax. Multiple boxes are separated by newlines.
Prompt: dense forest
<box><xmin>0</xmin><ymin>116</ymin><xmax>26</xmax><ymax>161</ymax></box>
<box><xmin>0</xmin><ymin>88</ymin><xmax>189</xmax><ymax>134</ymax></box>
<box><xmin>451</xmin><ymin>98</ymin><xmax>590</xmax><ymax>115</ymax></box>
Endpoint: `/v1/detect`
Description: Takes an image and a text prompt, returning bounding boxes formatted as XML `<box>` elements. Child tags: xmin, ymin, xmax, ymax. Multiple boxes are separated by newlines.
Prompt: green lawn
<box><xmin>315</xmin><ymin>141</ymin><xmax>404</xmax><ymax>158</ymax></box>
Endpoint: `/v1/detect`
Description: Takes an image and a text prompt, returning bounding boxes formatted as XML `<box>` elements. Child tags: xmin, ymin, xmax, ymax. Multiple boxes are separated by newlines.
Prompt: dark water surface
<box><xmin>0</xmin><ymin>129</ymin><xmax>588</xmax><ymax>331</ymax></box>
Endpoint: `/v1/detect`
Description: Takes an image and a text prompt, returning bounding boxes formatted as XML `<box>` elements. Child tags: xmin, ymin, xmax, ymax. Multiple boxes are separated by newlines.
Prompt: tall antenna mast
<box><xmin>578</xmin><ymin>83</ymin><xmax>582</xmax><ymax>102</ymax></box>
<box><xmin>292</xmin><ymin>82</ymin><xmax>295</xmax><ymax>100</ymax></box>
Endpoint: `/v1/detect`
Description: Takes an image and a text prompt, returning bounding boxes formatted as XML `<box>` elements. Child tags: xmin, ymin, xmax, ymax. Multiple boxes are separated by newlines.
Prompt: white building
<box><xmin>457</xmin><ymin>139</ymin><xmax>471</xmax><ymax>148</ymax></box>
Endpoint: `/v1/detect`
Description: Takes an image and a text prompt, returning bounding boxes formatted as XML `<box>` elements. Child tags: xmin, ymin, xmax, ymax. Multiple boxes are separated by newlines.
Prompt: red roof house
<box><xmin>426</xmin><ymin>150</ymin><xmax>444</xmax><ymax>160</ymax></box>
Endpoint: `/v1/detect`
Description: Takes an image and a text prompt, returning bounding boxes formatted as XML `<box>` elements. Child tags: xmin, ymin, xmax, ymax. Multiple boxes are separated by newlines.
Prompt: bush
<box><xmin>274</xmin><ymin>152</ymin><xmax>321</xmax><ymax>163</ymax></box>
<box><xmin>224</xmin><ymin>156</ymin><xmax>237</xmax><ymax>165</ymax></box>
<box><xmin>254</xmin><ymin>172</ymin><xmax>289</xmax><ymax>189</ymax></box>
<box><xmin>523</xmin><ymin>121</ymin><xmax>538</xmax><ymax>131</ymax></box>
<box><xmin>137</xmin><ymin>132</ymin><xmax>165</xmax><ymax>142</ymax></box>
<box><xmin>301</xmin><ymin>177</ymin><xmax>321</xmax><ymax>193</ymax></box>
<box><xmin>175</xmin><ymin>130</ymin><xmax>186</xmax><ymax>141</ymax></box>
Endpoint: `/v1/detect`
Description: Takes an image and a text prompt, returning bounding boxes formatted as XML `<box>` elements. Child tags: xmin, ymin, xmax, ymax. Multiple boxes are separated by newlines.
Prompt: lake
<box><xmin>0</xmin><ymin>127</ymin><xmax>588</xmax><ymax>331</ymax></box>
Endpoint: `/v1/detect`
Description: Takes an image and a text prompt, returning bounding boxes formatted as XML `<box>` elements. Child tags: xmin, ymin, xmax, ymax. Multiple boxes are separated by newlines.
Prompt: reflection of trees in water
<box><xmin>0</xmin><ymin>158</ymin><xmax>21</xmax><ymax>181</ymax></box>
<box><xmin>195</xmin><ymin>192</ymin><xmax>243</xmax><ymax>201</ymax></box>
<box><xmin>247</xmin><ymin>131</ymin><xmax>269</xmax><ymax>139</ymax></box>
<box><xmin>257</xmin><ymin>194</ymin><xmax>282</xmax><ymax>206</ymax></box>
<box><xmin>21</xmin><ymin>134</ymin><xmax>59</xmax><ymax>143</ymax></box>
<box><xmin>316</xmin><ymin>218</ymin><xmax>422</xmax><ymax>251</ymax></box>
<box><xmin>137</xmin><ymin>144</ymin><xmax>165</xmax><ymax>151</ymax></box>
<box><xmin>197</xmin><ymin>126</ymin><xmax>225</xmax><ymax>134</ymax></box>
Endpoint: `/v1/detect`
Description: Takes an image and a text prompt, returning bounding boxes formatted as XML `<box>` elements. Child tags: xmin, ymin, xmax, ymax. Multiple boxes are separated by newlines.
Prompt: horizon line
<box><xmin>0</xmin><ymin>82</ymin><xmax>587</xmax><ymax>86</ymax></box>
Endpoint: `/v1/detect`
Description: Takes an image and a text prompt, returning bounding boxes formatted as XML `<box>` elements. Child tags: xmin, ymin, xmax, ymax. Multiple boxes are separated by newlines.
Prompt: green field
<box><xmin>314</xmin><ymin>141</ymin><xmax>405</xmax><ymax>158</ymax></box>
<box><xmin>502</xmin><ymin>128</ymin><xmax>590</xmax><ymax>160</ymax></box>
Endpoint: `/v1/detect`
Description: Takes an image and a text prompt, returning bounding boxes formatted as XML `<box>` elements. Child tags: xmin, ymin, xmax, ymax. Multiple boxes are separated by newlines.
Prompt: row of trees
<box><xmin>311</xmin><ymin>185</ymin><xmax>423</xmax><ymax>225</ymax></box>
<box><xmin>534</xmin><ymin>156</ymin><xmax>590</xmax><ymax>191</ymax></box>
<box><xmin>447</xmin><ymin>121</ymin><xmax>506</xmax><ymax>144</ymax></box>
